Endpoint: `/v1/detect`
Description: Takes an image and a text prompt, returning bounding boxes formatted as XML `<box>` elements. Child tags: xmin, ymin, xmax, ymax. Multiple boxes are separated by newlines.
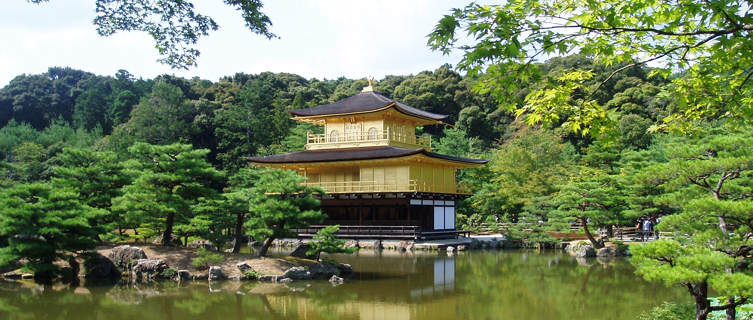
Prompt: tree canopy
<box><xmin>28</xmin><ymin>0</ymin><xmax>275</xmax><ymax>69</ymax></box>
<box><xmin>428</xmin><ymin>0</ymin><xmax>753</xmax><ymax>134</ymax></box>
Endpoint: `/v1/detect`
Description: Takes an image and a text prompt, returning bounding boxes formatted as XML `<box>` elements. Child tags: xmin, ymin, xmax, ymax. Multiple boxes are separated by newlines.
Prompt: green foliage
<box><xmin>245</xmin><ymin>168</ymin><xmax>326</xmax><ymax>257</ymax></box>
<box><xmin>630</xmin><ymin>127</ymin><xmax>753</xmax><ymax>318</ymax></box>
<box><xmin>112</xmin><ymin>142</ymin><xmax>222</xmax><ymax>246</ymax></box>
<box><xmin>124</xmin><ymin>81</ymin><xmax>197</xmax><ymax>145</ymax></box>
<box><xmin>306</xmin><ymin>225</ymin><xmax>356</xmax><ymax>259</ymax></box>
<box><xmin>160</xmin><ymin>268</ymin><xmax>178</xmax><ymax>279</ymax></box>
<box><xmin>428</xmin><ymin>0</ymin><xmax>752</xmax><ymax>133</ymax></box>
<box><xmin>0</xmin><ymin>183</ymin><xmax>104</xmax><ymax>280</ymax></box>
<box><xmin>550</xmin><ymin>166</ymin><xmax>629</xmax><ymax>248</ymax></box>
<box><xmin>243</xmin><ymin>269</ymin><xmax>261</xmax><ymax>280</ymax></box>
<box><xmin>51</xmin><ymin>148</ymin><xmax>130</xmax><ymax>234</ymax></box>
<box><xmin>638</xmin><ymin>301</ymin><xmax>695</xmax><ymax>320</ymax></box>
<box><xmin>29</xmin><ymin>0</ymin><xmax>276</xmax><ymax>68</ymax></box>
<box><xmin>191</xmin><ymin>248</ymin><xmax>224</xmax><ymax>270</ymax></box>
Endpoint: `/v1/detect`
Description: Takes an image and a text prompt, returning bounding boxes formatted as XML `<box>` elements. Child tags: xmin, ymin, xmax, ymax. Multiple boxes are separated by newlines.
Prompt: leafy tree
<box><xmin>0</xmin><ymin>183</ymin><xmax>104</xmax><ymax>282</ymax></box>
<box><xmin>125</xmin><ymin>81</ymin><xmax>197</xmax><ymax>144</ymax></box>
<box><xmin>214</xmin><ymin>80</ymin><xmax>291</xmax><ymax>171</ymax></box>
<box><xmin>550</xmin><ymin>167</ymin><xmax>628</xmax><ymax>249</ymax></box>
<box><xmin>112</xmin><ymin>142</ymin><xmax>222</xmax><ymax>246</ymax></box>
<box><xmin>29</xmin><ymin>0</ymin><xmax>275</xmax><ymax>69</ymax></box>
<box><xmin>51</xmin><ymin>148</ymin><xmax>130</xmax><ymax>237</ymax></box>
<box><xmin>306</xmin><ymin>225</ymin><xmax>356</xmax><ymax>260</ymax></box>
<box><xmin>428</xmin><ymin>0</ymin><xmax>753</xmax><ymax>133</ymax></box>
<box><xmin>482</xmin><ymin>127</ymin><xmax>576</xmax><ymax>221</ymax></box>
<box><xmin>246</xmin><ymin>168</ymin><xmax>326</xmax><ymax>257</ymax></box>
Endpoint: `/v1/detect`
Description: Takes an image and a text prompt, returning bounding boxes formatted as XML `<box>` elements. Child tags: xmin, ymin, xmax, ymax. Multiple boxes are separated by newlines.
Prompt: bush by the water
<box><xmin>639</xmin><ymin>302</ymin><xmax>694</xmax><ymax>320</ymax></box>
<box><xmin>191</xmin><ymin>248</ymin><xmax>224</xmax><ymax>270</ymax></box>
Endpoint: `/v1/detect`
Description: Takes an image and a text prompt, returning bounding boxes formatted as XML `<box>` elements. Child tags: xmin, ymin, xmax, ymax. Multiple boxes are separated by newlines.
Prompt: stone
<box><xmin>344</xmin><ymin>240</ymin><xmax>359</xmax><ymax>249</ymax></box>
<box><xmin>279</xmin><ymin>277</ymin><xmax>293</xmax><ymax>283</ymax></box>
<box><xmin>21</xmin><ymin>273</ymin><xmax>33</xmax><ymax>279</ymax></box>
<box><xmin>469</xmin><ymin>238</ymin><xmax>481</xmax><ymax>249</ymax></box>
<box><xmin>236</xmin><ymin>262</ymin><xmax>254</xmax><ymax>273</ymax></box>
<box><xmin>457</xmin><ymin>245</ymin><xmax>467</xmax><ymax>251</ymax></box>
<box><xmin>447</xmin><ymin>246</ymin><xmax>456</xmax><ymax>253</ymax></box>
<box><xmin>84</xmin><ymin>253</ymin><xmax>121</xmax><ymax>280</ymax></box>
<box><xmin>309</xmin><ymin>261</ymin><xmax>340</xmax><ymax>279</ymax></box>
<box><xmin>3</xmin><ymin>272</ymin><xmax>22</xmax><ymax>280</ymax></box>
<box><xmin>192</xmin><ymin>272</ymin><xmax>209</xmax><ymax>281</ymax></box>
<box><xmin>208</xmin><ymin>266</ymin><xmax>224</xmax><ymax>281</ymax></box>
<box><xmin>187</xmin><ymin>239</ymin><xmax>217</xmax><ymax>251</ymax></box>
<box><xmin>152</xmin><ymin>234</ymin><xmax>183</xmax><ymax>247</ymax></box>
<box><xmin>131</xmin><ymin>259</ymin><xmax>169</xmax><ymax>281</ymax></box>
<box><xmin>284</xmin><ymin>266</ymin><xmax>312</xmax><ymax>280</ymax></box>
<box><xmin>177</xmin><ymin>270</ymin><xmax>191</xmax><ymax>281</ymax></box>
<box><xmin>329</xmin><ymin>275</ymin><xmax>344</xmax><ymax>285</ymax></box>
<box><xmin>576</xmin><ymin>245</ymin><xmax>597</xmax><ymax>258</ymax></box>
<box><xmin>290</xmin><ymin>243</ymin><xmax>317</xmax><ymax>259</ymax></box>
<box><xmin>108</xmin><ymin>245</ymin><xmax>147</xmax><ymax>270</ymax></box>
<box><xmin>336</xmin><ymin>263</ymin><xmax>353</xmax><ymax>276</ymax></box>
<box><xmin>596</xmin><ymin>247</ymin><xmax>615</xmax><ymax>257</ymax></box>
<box><xmin>258</xmin><ymin>275</ymin><xmax>280</xmax><ymax>282</ymax></box>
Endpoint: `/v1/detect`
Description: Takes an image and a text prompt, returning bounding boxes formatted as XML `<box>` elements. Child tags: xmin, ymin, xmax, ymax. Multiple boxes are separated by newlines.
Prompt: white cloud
<box><xmin>1</xmin><ymin>0</ymin><xmax>468</xmax><ymax>86</ymax></box>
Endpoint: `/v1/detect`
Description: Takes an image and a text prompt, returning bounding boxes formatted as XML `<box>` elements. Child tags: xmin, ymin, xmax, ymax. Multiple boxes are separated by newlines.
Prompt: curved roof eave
<box><xmin>289</xmin><ymin>91</ymin><xmax>448</xmax><ymax>121</ymax></box>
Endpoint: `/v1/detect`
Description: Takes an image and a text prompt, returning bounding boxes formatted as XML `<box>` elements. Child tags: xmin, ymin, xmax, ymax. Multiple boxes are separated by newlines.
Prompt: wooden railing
<box><xmin>293</xmin><ymin>225</ymin><xmax>469</xmax><ymax>240</ymax></box>
<box><xmin>301</xmin><ymin>180</ymin><xmax>472</xmax><ymax>194</ymax></box>
<box><xmin>306</xmin><ymin>128</ymin><xmax>432</xmax><ymax>150</ymax></box>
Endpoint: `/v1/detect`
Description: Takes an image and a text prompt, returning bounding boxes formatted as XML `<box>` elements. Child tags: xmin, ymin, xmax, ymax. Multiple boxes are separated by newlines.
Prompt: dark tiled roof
<box><xmin>246</xmin><ymin>146</ymin><xmax>488</xmax><ymax>165</ymax></box>
<box><xmin>290</xmin><ymin>91</ymin><xmax>448</xmax><ymax>121</ymax></box>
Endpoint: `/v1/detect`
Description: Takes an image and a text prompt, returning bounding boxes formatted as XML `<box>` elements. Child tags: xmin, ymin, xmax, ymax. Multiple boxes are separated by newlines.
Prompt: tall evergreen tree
<box><xmin>112</xmin><ymin>142</ymin><xmax>222</xmax><ymax>246</ymax></box>
<box><xmin>0</xmin><ymin>183</ymin><xmax>104</xmax><ymax>282</ymax></box>
<box><xmin>246</xmin><ymin>168</ymin><xmax>326</xmax><ymax>257</ymax></box>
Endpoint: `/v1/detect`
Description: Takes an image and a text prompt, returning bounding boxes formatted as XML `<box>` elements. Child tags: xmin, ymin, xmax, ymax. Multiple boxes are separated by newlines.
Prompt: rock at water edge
<box><xmin>208</xmin><ymin>266</ymin><xmax>224</xmax><ymax>281</ymax></box>
<box><xmin>290</xmin><ymin>243</ymin><xmax>317</xmax><ymax>259</ymax></box>
<box><xmin>109</xmin><ymin>245</ymin><xmax>147</xmax><ymax>270</ymax></box>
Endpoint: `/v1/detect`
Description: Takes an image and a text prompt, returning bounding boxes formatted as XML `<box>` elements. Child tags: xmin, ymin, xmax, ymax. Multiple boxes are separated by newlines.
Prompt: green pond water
<box><xmin>0</xmin><ymin>250</ymin><xmax>686</xmax><ymax>320</ymax></box>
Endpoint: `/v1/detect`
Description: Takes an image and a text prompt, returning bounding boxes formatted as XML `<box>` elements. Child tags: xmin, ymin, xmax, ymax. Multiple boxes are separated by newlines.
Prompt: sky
<box><xmin>0</xmin><ymin>0</ymin><xmax>472</xmax><ymax>87</ymax></box>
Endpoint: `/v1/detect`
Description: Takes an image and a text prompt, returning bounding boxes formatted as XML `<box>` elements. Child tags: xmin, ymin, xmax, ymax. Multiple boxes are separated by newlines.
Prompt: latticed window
<box><xmin>329</xmin><ymin>130</ymin><xmax>339</xmax><ymax>142</ymax></box>
<box><xmin>367</xmin><ymin>127</ymin><xmax>379</xmax><ymax>140</ymax></box>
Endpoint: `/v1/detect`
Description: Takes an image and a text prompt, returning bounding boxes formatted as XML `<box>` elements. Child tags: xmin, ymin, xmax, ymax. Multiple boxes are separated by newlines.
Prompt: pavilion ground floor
<box><xmin>293</xmin><ymin>193</ymin><xmax>469</xmax><ymax>240</ymax></box>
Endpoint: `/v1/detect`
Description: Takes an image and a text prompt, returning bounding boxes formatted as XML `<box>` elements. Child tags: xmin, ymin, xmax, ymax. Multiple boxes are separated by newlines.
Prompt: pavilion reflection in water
<box><xmin>263</xmin><ymin>255</ymin><xmax>459</xmax><ymax>320</ymax></box>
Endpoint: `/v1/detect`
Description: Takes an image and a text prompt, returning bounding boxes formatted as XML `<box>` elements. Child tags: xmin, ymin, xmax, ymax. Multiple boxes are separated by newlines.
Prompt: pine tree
<box><xmin>631</xmin><ymin>129</ymin><xmax>753</xmax><ymax>320</ymax></box>
<box><xmin>0</xmin><ymin>183</ymin><xmax>104</xmax><ymax>282</ymax></box>
<box><xmin>245</xmin><ymin>168</ymin><xmax>326</xmax><ymax>257</ymax></box>
<box><xmin>112</xmin><ymin>142</ymin><xmax>222</xmax><ymax>246</ymax></box>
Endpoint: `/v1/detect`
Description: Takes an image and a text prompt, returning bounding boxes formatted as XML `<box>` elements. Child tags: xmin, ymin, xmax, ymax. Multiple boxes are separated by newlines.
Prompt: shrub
<box><xmin>638</xmin><ymin>302</ymin><xmax>694</xmax><ymax>320</ymax></box>
<box><xmin>161</xmin><ymin>268</ymin><xmax>178</xmax><ymax>279</ymax></box>
<box><xmin>243</xmin><ymin>270</ymin><xmax>261</xmax><ymax>280</ymax></box>
<box><xmin>191</xmin><ymin>248</ymin><xmax>224</xmax><ymax>270</ymax></box>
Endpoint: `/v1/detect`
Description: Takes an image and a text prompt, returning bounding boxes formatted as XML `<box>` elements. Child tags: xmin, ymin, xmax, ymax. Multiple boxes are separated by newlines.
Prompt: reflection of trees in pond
<box><xmin>454</xmin><ymin>250</ymin><xmax>685</xmax><ymax>320</ymax></box>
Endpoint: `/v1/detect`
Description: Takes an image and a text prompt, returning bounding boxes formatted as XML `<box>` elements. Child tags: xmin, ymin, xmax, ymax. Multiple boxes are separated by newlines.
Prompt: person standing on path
<box><xmin>642</xmin><ymin>218</ymin><xmax>653</xmax><ymax>241</ymax></box>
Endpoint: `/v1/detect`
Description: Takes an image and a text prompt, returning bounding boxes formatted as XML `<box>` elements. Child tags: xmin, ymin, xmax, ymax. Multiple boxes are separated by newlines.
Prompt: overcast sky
<box><xmin>1</xmin><ymin>0</ymin><xmax>473</xmax><ymax>86</ymax></box>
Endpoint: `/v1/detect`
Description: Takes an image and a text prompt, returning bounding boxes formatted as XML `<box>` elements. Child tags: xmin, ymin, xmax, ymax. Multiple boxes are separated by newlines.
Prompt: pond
<box><xmin>0</xmin><ymin>250</ymin><xmax>686</xmax><ymax>320</ymax></box>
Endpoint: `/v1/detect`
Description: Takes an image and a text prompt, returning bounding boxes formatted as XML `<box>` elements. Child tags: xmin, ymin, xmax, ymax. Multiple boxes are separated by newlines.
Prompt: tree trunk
<box><xmin>162</xmin><ymin>211</ymin><xmax>175</xmax><ymax>246</ymax></box>
<box><xmin>690</xmin><ymin>282</ymin><xmax>711</xmax><ymax>320</ymax></box>
<box><xmin>258</xmin><ymin>237</ymin><xmax>275</xmax><ymax>257</ymax></box>
<box><xmin>232</xmin><ymin>212</ymin><xmax>245</xmax><ymax>254</ymax></box>
<box><xmin>581</xmin><ymin>218</ymin><xmax>604</xmax><ymax>249</ymax></box>
<box><xmin>726</xmin><ymin>297</ymin><xmax>736</xmax><ymax>320</ymax></box>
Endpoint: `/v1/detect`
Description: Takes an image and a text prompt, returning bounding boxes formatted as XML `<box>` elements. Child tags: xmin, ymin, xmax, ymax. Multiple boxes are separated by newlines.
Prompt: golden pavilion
<box><xmin>247</xmin><ymin>84</ymin><xmax>487</xmax><ymax>239</ymax></box>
